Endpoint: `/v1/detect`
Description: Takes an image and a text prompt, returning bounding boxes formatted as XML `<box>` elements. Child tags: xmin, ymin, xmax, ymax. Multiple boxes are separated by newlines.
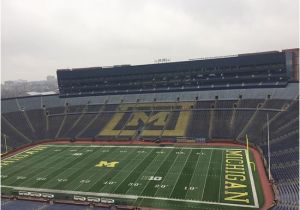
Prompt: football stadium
<box><xmin>1</xmin><ymin>49</ymin><xmax>299</xmax><ymax>210</ymax></box>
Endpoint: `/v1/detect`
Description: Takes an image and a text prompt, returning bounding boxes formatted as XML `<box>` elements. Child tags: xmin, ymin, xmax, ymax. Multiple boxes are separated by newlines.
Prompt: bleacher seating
<box><xmin>1</xmin><ymin>199</ymin><xmax>109</xmax><ymax>210</ymax></box>
<box><xmin>1</xmin><ymin>116</ymin><xmax>32</xmax><ymax>149</ymax></box>
<box><xmin>26</xmin><ymin>109</ymin><xmax>47</xmax><ymax>140</ymax></box>
<box><xmin>2</xmin><ymin>111</ymin><xmax>36</xmax><ymax>140</ymax></box>
<box><xmin>1</xmin><ymin>199</ymin><xmax>46</xmax><ymax>210</ymax></box>
<box><xmin>1</xmin><ymin>87</ymin><xmax>299</xmax><ymax>209</ymax></box>
<box><xmin>1</xmin><ymin>97</ymin><xmax>297</xmax><ymax>143</ymax></box>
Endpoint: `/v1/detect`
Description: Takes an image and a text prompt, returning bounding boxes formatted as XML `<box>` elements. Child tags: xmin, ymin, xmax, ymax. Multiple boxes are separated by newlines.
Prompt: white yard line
<box><xmin>44</xmin><ymin>144</ymin><xmax>245</xmax><ymax>151</ymax></box>
<box><xmin>245</xmin><ymin>150</ymin><xmax>259</xmax><ymax>208</ymax></box>
<box><xmin>152</xmin><ymin>148</ymin><xmax>185</xmax><ymax>197</ymax></box>
<box><xmin>167</xmin><ymin>149</ymin><xmax>193</xmax><ymax>197</ymax></box>
<box><xmin>71</xmin><ymin>148</ymin><xmax>129</xmax><ymax>192</ymax></box>
<box><xmin>2</xmin><ymin>185</ymin><xmax>258</xmax><ymax>208</ymax></box>
<box><xmin>200</xmin><ymin>149</ymin><xmax>213</xmax><ymax>200</ymax></box>
<box><xmin>127</xmin><ymin>149</ymin><xmax>172</xmax><ymax>195</ymax></box>
<box><xmin>110</xmin><ymin>149</ymin><xmax>155</xmax><ymax>194</ymax></box>
<box><xmin>84</xmin><ymin>148</ymin><xmax>141</xmax><ymax>192</ymax></box>
<box><xmin>184</xmin><ymin>149</ymin><xmax>203</xmax><ymax>199</ymax></box>
<box><xmin>17</xmin><ymin>147</ymin><xmax>88</xmax><ymax>187</ymax></box>
<box><xmin>218</xmin><ymin>150</ymin><xmax>224</xmax><ymax>202</ymax></box>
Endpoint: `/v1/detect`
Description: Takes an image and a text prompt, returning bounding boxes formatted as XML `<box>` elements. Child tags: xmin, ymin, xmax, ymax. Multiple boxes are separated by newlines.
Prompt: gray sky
<box><xmin>1</xmin><ymin>0</ymin><xmax>299</xmax><ymax>82</ymax></box>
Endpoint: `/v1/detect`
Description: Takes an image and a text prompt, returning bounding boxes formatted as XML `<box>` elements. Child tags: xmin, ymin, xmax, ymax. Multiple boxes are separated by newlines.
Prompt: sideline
<box><xmin>1</xmin><ymin>139</ymin><xmax>275</xmax><ymax>209</ymax></box>
<box><xmin>2</xmin><ymin>185</ymin><xmax>258</xmax><ymax>208</ymax></box>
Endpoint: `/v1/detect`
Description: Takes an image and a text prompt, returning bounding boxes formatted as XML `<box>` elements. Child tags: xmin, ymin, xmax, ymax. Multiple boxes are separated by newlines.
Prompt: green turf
<box><xmin>1</xmin><ymin>144</ymin><xmax>264</xmax><ymax>210</ymax></box>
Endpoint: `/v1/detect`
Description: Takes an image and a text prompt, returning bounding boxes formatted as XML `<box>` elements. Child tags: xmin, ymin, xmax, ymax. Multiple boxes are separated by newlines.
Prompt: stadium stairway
<box><xmin>60</xmin><ymin>104</ymin><xmax>90</xmax><ymax>138</ymax></box>
<box><xmin>26</xmin><ymin>109</ymin><xmax>47</xmax><ymax>140</ymax></box>
<box><xmin>57</xmin><ymin>105</ymin><xmax>86</xmax><ymax>138</ymax></box>
<box><xmin>1</xmin><ymin>115</ymin><xmax>32</xmax><ymax>149</ymax></box>
<box><xmin>71</xmin><ymin>104</ymin><xmax>106</xmax><ymax>138</ymax></box>
<box><xmin>46</xmin><ymin>107</ymin><xmax>67</xmax><ymax>139</ymax></box>
<box><xmin>79</xmin><ymin>104</ymin><xmax>118</xmax><ymax>139</ymax></box>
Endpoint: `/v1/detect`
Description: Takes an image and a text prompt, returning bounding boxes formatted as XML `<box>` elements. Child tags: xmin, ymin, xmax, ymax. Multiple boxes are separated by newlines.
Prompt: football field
<box><xmin>1</xmin><ymin>144</ymin><xmax>264</xmax><ymax>210</ymax></box>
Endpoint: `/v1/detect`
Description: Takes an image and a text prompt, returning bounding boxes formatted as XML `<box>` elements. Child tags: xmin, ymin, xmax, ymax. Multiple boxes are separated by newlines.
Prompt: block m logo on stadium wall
<box><xmin>126</xmin><ymin>112</ymin><xmax>168</xmax><ymax>127</ymax></box>
<box><xmin>98</xmin><ymin>102</ymin><xmax>193</xmax><ymax>137</ymax></box>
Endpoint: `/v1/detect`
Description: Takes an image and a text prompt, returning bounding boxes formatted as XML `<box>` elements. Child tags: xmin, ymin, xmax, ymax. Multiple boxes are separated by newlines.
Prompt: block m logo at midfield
<box><xmin>98</xmin><ymin>102</ymin><xmax>193</xmax><ymax>137</ymax></box>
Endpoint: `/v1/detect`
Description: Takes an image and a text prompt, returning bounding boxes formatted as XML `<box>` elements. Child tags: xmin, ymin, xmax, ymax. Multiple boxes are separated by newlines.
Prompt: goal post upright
<box><xmin>246</xmin><ymin>134</ymin><xmax>250</xmax><ymax>164</ymax></box>
<box><xmin>246</xmin><ymin>134</ymin><xmax>256</xmax><ymax>172</ymax></box>
<box><xmin>267</xmin><ymin>113</ymin><xmax>271</xmax><ymax>181</ymax></box>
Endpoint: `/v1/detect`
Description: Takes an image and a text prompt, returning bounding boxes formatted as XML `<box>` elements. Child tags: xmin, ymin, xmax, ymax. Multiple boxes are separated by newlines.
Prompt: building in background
<box><xmin>1</xmin><ymin>76</ymin><xmax>58</xmax><ymax>98</ymax></box>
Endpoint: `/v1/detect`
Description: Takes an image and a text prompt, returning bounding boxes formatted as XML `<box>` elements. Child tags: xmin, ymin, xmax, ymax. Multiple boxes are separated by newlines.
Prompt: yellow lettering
<box><xmin>227</xmin><ymin>150</ymin><xmax>243</xmax><ymax>157</ymax></box>
<box><xmin>226</xmin><ymin>164</ymin><xmax>245</xmax><ymax>170</ymax></box>
<box><xmin>226</xmin><ymin>159</ymin><xmax>243</xmax><ymax>164</ymax></box>
<box><xmin>95</xmin><ymin>161</ymin><xmax>119</xmax><ymax>168</ymax></box>
<box><xmin>223</xmin><ymin>150</ymin><xmax>250</xmax><ymax>204</ymax></box>
<box><xmin>224</xmin><ymin>191</ymin><xmax>249</xmax><ymax>203</ymax></box>
<box><xmin>8</xmin><ymin>158</ymin><xmax>20</xmax><ymax>161</ymax></box>
<box><xmin>1</xmin><ymin>147</ymin><xmax>46</xmax><ymax>168</ymax></box>
<box><xmin>225</xmin><ymin>181</ymin><xmax>247</xmax><ymax>189</ymax></box>
<box><xmin>16</xmin><ymin>154</ymin><xmax>29</xmax><ymax>158</ymax></box>
<box><xmin>25</xmin><ymin>151</ymin><xmax>37</xmax><ymax>155</ymax></box>
<box><xmin>225</xmin><ymin>170</ymin><xmax>245</xmax><ymax>175</ymax></box>
<box><xmin>225</xmin><ymin>174</ymin><xmax>246</xmax><ymax>181</ymax></box>
<box><xmin>2</xmin><ymin>160</ymin><xmax>14</xmax><ymax>163</ymax></box>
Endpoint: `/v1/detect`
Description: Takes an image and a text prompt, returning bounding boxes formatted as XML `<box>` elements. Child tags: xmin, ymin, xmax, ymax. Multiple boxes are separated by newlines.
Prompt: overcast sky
<box><xmin>1</xmin><ymin>0</ymin><xmax>299</xmax><ymax>82</ymax></box>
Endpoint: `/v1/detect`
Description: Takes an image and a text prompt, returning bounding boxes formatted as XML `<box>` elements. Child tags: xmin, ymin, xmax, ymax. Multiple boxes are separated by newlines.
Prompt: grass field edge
<box><xmin>2</xmin><ymin>144</ymin><xmax>260</xmax><ymax>209</ymax></box>
<box><xmin>246</xmin><ymin>150</ymin><xmax>259</xmax><ymax>208</ymax></box>
<box><xmin>2</xmin><ymin>185</ymin><xmax>259</xmax><ymax>208</ymax></box>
